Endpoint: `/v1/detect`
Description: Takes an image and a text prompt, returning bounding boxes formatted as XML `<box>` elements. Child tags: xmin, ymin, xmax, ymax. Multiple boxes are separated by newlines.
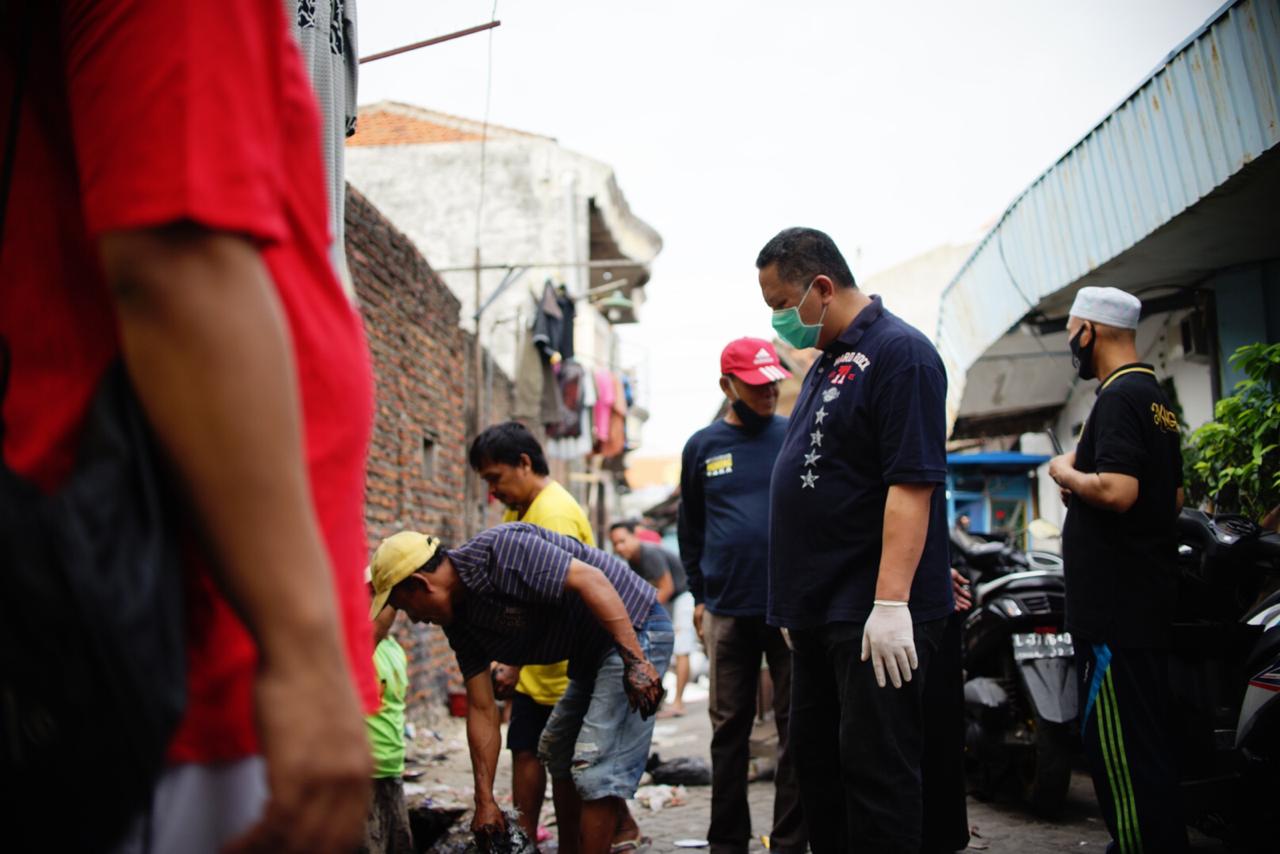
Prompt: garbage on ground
<box><xmin>424</xmin><ymin>808</ymin><xmax>535</xmax><ymax>854</ymax></box>
<box><xmin>409</xmin><ymin>797</ymin><xmax>469</xmax><ymax>851</ymax></box>
<box><xmin>645</xmin><ymin>753</ymin><xmax>712</xmax><ymax>786</ymax></box>
<box><xmin>631</xmin><ymin>784</ymin><xmax>688</xmax><ymax>812</ymax></box>
<box><xmin>747</xmin><ymin>756</ymin><xmax>775</xmax><ymax>783</ymax></box>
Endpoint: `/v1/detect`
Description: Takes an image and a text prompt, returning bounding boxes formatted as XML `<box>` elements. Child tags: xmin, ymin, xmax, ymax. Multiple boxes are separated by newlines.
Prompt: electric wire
<box><xmin>473</xmin><ymin>0</ymin><xmax>499</xmax><ymax>251</ymax></box>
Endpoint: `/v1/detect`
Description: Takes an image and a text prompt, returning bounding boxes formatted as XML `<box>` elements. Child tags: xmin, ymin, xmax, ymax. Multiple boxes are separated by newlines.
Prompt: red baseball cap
<box><xmin>720</xmin><ymin>338</ymin><xmax>792</xmax><ymax>385</ymax></box>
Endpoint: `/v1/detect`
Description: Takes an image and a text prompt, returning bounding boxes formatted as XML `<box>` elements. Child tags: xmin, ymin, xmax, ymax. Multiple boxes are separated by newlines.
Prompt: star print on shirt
<box><xmin>814</xmin><ymin>406</ymin><xmax>828</xmax><ymax>424</ymax></box>
<box><xmin>803</xmin><ymin>450</ymin><xmax>821</xmax><ymax>467</ymax></box>
<box><xmin>810</xmin><ymin>428</ymin><xmax>824</xmax><ymax>447</ymax></box>
<box><xmin>801</xmin><ymin>470</ymin><xmax>819</xmax><ymax>489</ymax></box>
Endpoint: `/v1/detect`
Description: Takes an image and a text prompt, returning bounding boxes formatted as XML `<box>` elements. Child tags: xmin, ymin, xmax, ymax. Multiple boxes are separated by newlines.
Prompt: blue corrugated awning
<box><xmin>947</xmin><ymin>452</ymin><xmax>1050</xmax><ymax>469</ymax></box>
<box><xmin>935</xmin><ymin>0</ymin><xmax>1280</xmax><ymax>429</ymax></box>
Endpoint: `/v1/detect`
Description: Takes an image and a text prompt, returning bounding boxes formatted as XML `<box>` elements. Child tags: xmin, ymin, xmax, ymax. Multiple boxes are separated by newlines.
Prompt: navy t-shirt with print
<box><xmin>768</xmin><ymin>297</ymin><xmax>953</xmax><ymax>629</ymax></box>
<box><xmin>678</xmin><ymin>416</ymin><xmax>787</xmax><ymax>616</ymax></box>
<box><xmin>443</xmin><ymin>523</ymin><xmax>658</xmax><ymax>681</ymax></box>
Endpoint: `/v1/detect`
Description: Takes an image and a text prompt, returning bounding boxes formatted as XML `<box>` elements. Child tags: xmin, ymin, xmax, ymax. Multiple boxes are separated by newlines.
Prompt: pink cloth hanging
<box><xmin>593</xmin><ymin>367</ymin><xmax>616</xmax><ymax>445</ymax></box>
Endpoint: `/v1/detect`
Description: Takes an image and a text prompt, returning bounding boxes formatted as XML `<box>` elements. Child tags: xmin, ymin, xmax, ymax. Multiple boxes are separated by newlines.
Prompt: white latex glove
<box><xmin>860</xmin><ymin>600</ymin><xmax>918</xmax><ymax>688</ymax></box>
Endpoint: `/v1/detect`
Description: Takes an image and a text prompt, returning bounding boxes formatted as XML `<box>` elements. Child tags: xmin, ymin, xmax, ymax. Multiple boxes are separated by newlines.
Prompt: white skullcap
<box><xmin>1069</xmin><ymin>286</ymin><xmax>1141</xmax><ymax>330</ymax></box>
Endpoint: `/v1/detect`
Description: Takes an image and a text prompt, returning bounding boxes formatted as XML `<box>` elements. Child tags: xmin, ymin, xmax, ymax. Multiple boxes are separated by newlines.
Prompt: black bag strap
<box><xmin>0</xmin><ymin>0</ymin><xmax>31</xmax><ymax>445</ymax></box>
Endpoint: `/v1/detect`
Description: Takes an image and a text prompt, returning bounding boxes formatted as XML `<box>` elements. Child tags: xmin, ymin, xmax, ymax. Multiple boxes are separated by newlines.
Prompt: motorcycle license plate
<box><xmin>1012</xmin><ymin>631</ymin><xmax>1074</xmax><ymax>661</ymax></box>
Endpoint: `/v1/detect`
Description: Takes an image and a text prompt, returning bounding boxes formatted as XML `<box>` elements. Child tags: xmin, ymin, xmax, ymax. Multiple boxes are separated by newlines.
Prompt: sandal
<box><xmin>610</xmin><ymin>835</ymin><xmax>653</xmax><ymax>853</ymax></box>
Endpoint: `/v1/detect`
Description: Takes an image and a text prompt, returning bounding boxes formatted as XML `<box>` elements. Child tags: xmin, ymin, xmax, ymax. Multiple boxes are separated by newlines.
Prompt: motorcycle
<box><xmin>954</xmin><ymin>525</ymin><xmax>1077</xmax><ymax>817</ymax></box>
<box><xmin>1168</xmin><ymin>509</ymin><xmax>1280</xmax><ymax>847</ymax></box>
<box><xmin>958</xmin><ymin>508</ymin><xmax>1280</xmax><ymax>832</ymax></box>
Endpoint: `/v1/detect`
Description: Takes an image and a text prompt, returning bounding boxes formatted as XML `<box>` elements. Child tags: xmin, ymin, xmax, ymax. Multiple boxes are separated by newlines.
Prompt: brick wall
<box><xmin>346</xmin><ymin>184</ymin><xmax>514</xmax><ymax>724</ymax></box>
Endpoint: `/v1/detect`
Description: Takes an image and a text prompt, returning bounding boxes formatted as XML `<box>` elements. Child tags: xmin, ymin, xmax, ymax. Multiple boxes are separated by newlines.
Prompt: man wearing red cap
<box><xmin>678</xmin><ymin>338</ymin><xmax>807</xmax><ymax>854</ymax></box>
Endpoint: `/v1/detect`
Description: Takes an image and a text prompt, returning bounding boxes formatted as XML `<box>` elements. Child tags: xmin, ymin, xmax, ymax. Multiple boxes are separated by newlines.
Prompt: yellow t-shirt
<box><xmin>503</xmin><ymin>480</ymin><xmax>595</xmax><ymax>705</ymax></box>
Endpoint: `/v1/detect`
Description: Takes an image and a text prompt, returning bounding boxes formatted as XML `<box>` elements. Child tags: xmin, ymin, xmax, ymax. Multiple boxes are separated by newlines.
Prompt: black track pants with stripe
<box><xmin>1076</xmin><ymin>642</ymin><xmax>1188</xmax><ymax>854</ymax></box>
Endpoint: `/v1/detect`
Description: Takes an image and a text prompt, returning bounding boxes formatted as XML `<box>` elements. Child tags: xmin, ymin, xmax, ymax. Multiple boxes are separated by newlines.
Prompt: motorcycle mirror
<box><xmin>1028</xmin><ymin>518</ymin><xmax>1062</xmax><ymax>540</ymax></box>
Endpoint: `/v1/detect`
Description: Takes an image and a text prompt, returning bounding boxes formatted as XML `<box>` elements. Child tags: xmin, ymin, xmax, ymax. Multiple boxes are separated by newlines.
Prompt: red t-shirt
<box><xmin>0</xmin><ymin>2</ymin><xmax>378</xmax><ymax>762</ymax></box>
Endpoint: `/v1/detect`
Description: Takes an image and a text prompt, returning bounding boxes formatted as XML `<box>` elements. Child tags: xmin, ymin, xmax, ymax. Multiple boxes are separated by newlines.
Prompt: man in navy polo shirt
<box><xmin>755</xmin><ymin>227</ymin><xmax>953</xmax><ymax>853</ymax></box>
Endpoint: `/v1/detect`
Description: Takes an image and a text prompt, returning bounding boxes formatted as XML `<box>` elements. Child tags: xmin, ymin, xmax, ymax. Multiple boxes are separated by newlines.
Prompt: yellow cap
<box><xmin>368</xmin><ymin>531</ymin><xmax>440</xmax><ymax>619</ymax></box>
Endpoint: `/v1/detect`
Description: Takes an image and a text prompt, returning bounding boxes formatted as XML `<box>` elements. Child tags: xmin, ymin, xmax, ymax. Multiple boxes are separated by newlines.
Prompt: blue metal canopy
<box><xmin>935</xmin><ymin>0</ymin><xmax>1280</xmax><ymax>428</ymax></box>
<box><xmin>947</xmin><ymin>452</ymin><xmax>1050</xmax><ymax>469</ymax></box>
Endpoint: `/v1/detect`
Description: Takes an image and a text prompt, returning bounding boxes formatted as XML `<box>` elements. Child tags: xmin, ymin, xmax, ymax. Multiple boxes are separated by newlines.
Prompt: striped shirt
<box><xmin>443</xmin><ymin>523</ymin><xmax>657</xmax><ymax>680</ymax></box>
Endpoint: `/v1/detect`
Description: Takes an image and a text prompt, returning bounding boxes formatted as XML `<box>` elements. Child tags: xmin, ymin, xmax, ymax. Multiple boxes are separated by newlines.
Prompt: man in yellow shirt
<box><xmin>469</xmin><ymin>422</ymin><xmax>648</xmax><ymax>851</ymax></box>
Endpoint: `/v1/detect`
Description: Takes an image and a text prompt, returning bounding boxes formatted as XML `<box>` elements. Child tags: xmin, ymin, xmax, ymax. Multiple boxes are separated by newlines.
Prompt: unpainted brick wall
<box><xmin>345</xmin><ymin>184</ymin><xmax>515</xmax><ymax>725</ymax></box>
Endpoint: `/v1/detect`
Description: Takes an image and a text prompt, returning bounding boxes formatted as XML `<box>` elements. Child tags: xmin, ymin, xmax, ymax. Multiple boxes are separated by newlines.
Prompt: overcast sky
<box><xmin>358</xmin><ymin>0</ymin><xmax>1224</xmax><ymax>458</ymax></box>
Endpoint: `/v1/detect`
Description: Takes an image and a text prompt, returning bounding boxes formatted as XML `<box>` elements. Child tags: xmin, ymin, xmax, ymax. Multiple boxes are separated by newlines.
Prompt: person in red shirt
<box><xmin>0</xmin><ymin>3</ymin><xmax>376</xmax><ymax>852</ymax></box>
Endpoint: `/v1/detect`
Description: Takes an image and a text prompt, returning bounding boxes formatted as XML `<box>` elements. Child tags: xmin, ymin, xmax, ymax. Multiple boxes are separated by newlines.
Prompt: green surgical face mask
<box><xmin>771</xmin><ymin>279</ymin><xmax>827</xmax><ymax>350</ymax></box>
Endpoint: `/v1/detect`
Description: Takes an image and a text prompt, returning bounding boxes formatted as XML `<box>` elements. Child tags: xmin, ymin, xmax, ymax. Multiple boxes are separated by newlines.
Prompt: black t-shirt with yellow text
<box><xmin>1062</xmin><ymin>364</ymin><xmax>1183</xmax><ymax>647</ymax></box>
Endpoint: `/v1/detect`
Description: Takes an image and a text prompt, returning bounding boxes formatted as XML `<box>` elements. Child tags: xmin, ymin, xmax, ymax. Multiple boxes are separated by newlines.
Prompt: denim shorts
<box><xmin>537</xmin><ymin>603</ymin><xmax>673</xmax><ymax>800</ymax></box>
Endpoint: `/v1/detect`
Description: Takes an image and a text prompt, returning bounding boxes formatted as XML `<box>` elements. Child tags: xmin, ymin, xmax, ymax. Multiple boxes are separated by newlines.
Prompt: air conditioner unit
<box><xmin>1180</xmin><ymin>310</ymin><xmax>1212</xmax><ymax>363</ymax></box>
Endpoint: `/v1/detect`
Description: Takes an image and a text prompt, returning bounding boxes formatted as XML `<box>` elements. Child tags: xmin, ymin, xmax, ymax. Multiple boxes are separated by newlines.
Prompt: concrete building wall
<box><xmin>348</xmin><ymin>139</ymin><xmax>565</xmax><ymax>380</ymax></box>
<box><xmin>346</xmin><ymin>185</ymin><xmax>514</xmax><ymax>724</ymax></box>
<box><xmin>347</xmin><ymin>136</ymin><xmax>659</xmax><ymax>384</ymax></box>
<box><xmin>862</xmin><ymin>240</ymin><xmax>978</xmax><ymax>340</ymax></box>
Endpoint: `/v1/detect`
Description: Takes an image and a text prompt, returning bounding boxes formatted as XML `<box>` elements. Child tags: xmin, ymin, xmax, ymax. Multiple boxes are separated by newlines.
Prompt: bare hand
<box><xmin>1060</xmin><ymin>487</ymin><xmax>1072</xmax><ymax>507</ymax></box>
<box><xmin>950</xmin><ymin>569</ymin><xmax>972</xmax><ymax>612</ymax></box>
<box><xmin>471</xmin><ymin>799</ymin><xmax>507</xmax><ymax>852</ymax></box>
<box><xmin>225</xmin><ymin>655</ymin><xmax>372</xmax><ymax>854</ymax></box>
<box><xmin>621</xmin><ymin>653</ymin><xmax>664</xmax><ymax>718</ymax></box>
<box><xmin>1047</xmin><ymin>451</ymin><xmax>1076</xmax><ymax>488</ymax></box>
<box><xmin>491</xmin><ymin>664</ymin><xmax>519</xmax><ymax>701</ymax></box>
<box><xmin>693</xmin><ymin>603</ymin><xmax>706</xmax><ymax>647</ymax></box>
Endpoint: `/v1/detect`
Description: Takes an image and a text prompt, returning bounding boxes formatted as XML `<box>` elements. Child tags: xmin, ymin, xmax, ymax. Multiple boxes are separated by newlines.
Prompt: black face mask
<box><xmin>731</xmin><ymin>398</ymin><xmax>773</xmax><ymax>434</ymax></box>
<box><xmin>1070</xmin><ymin>323</ymin><xmax>1096</xmax><ymax>381</ymax></box>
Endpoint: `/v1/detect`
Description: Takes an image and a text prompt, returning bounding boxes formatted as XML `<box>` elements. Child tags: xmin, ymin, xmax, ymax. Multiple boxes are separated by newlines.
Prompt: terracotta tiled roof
<box><xmin>347</xmin><ymin>101</ymin><xmax>550</xmax><ymax>148</ymax></box>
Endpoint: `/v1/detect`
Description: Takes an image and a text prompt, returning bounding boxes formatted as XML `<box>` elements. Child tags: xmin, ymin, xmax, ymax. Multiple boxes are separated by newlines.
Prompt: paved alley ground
<box><xmin>402</xmin><ymin>679</ymin><xmax>1227</xmax><ymax>853</ymax></box>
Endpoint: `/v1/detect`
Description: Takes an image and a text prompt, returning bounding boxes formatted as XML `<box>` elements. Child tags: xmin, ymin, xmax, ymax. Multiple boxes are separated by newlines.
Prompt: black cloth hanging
<box><xmin>530</xmin><ymin>281</ymin><xmax>563</xmax><ymax>362</ymax></box>
<box><xmin>555</xmin><ymin>285</ymin><xmax>576</xmax><ymax>362</ymax></box>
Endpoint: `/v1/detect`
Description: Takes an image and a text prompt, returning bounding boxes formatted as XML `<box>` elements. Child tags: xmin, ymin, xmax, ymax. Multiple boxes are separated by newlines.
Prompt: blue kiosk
<box><xmin>946</xmin><ymin>452</ymin><xmax>1050</xmax><ymax>549</ymax></box>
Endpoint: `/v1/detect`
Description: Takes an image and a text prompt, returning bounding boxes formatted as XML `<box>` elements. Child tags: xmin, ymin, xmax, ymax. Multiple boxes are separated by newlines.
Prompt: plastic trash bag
<box><xmin>646</xmin><ymin>753</ymin><xmax>712</xmax><ymax>786</ymax></box>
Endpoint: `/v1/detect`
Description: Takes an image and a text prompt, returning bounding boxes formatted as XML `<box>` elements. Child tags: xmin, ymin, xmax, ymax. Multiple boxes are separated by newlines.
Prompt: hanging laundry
<box><xmin>593</xmin><ymin>367</ymin><xmax>616</xmax><ymax>451</ymax></box>
<box><xmin>513</xmin><ymin>328</ymin><xmax>548</xmax><ymax>425</ymax></box>
<box><xmin>531</xmin><ymin>281</ymin><xmax>564</xmax><ymax>363</ymax></box>
<box><xmin>548</xmin><ymin>360</ymin><xmax>585</xmax><ymax>439</ymax></box>
<box><xmin>602</xmin><ymin>373</ymin><xmax>627</xmax><ymax>458</ymax></box>
<box><xmin>287</xmin><ymin>0</ymin><xmax>359</xmax><ymax>295</ymax></box>
<box><xmin>555</xmin><ymin>284</ymin><xmax>577</xmax><ymax>361</ymax></box>
<box><xmin>514</xmin><ymin>285</ymin><xmax>567</xmax><ymax>428</ymax></box>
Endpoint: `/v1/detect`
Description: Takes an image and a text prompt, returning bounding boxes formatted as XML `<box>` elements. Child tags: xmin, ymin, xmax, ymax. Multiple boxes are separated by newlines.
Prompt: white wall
<box><xmin>347</xmin><ymin>137</ymin><xmax>659</xmax><ymax>380</ymax></box>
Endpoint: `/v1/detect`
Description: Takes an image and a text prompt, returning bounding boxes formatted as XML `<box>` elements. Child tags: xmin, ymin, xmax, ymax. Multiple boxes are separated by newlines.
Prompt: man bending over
<box><xmin>368</xmin><ymin>524</ymin><xmax>671</xmax><ymax>854</ymax></box>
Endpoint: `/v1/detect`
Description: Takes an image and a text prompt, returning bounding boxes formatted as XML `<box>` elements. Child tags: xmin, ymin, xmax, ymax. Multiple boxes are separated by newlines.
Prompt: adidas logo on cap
<box><xmin>754</xmin><ymin>348</ymin><xmax>773</xmax><ymax>364</ymax></box>
<box><xmin>758</xmin><ymin>365</ymin><xmax>787</xmax><ymax>381</ymax></box>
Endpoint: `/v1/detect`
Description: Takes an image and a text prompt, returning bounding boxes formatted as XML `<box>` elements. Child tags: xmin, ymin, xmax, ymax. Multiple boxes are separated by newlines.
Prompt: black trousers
<box><xmin>920</xmin><ymin>612</ymin><xmax>970</xmax><ymax>853</ymax></box>
<box><xmin>1077</xmin><ymin>642</ymin><xmax>1187</xmax><ymax>854</ymax></box>
<box><xmin>789</xmin><ymin>618</ymin><xmax>945</xmax><ymax>854</ymax></box>
<box><xmin>704</xmin><ymin>612</ymin><xmax>807</xmax><ymax>854</ymax></box>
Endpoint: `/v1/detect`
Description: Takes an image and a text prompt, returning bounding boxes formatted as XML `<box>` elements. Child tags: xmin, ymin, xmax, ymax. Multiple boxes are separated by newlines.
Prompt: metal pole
<box><xmin>358</xmin><ymin>21</ymin><xmax>501</xmax><ymax>64</ymax></box>
<box><xmin>470</xmin><ymin>247</ymin><xmax>483</xmax><ymax>535</ymax></box>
